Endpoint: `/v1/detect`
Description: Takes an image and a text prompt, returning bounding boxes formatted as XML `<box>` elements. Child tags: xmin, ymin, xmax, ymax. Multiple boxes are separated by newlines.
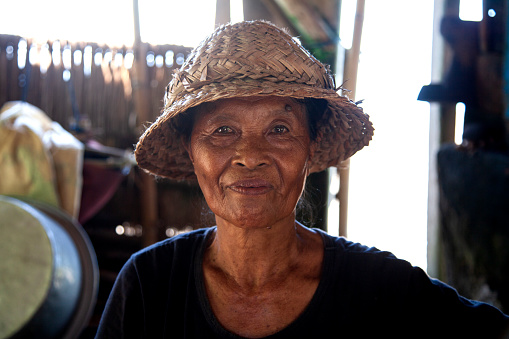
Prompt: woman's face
<box><xmin>186</xmin><ymin>96</ymin><xmax>312</xmax><ymax>229</ymax></box>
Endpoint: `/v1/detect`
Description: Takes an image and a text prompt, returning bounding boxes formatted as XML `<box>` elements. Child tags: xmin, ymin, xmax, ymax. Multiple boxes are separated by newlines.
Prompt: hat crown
<box><xmin>165</xmin><ymin>21</ymin><xmax>335</xmax><ymax>111</ymax></box>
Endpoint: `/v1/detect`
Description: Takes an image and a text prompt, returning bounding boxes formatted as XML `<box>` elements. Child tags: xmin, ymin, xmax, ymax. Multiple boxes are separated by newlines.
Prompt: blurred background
<box><xmin>0</xmin><ymin>0</ymin><xmax>507</xmax><ymax>337</ymax></box>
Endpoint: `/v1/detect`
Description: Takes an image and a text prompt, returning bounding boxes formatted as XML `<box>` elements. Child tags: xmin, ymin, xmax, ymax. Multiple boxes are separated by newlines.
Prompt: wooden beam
<box><xmin>243</xmin><ymin>0</ymin><xmax>297</xmax><ymax>35</ymax></box>
<box><xmin>274</xmin><ymin>0</ymin><xmax>336</xmax><ymax>43</ymax></box>
<box><xmin>216</xmin><ymin>0</ymin><xmax>231</xmax><ymax>26</ymax></box>
<box><xmin>132</xmin><ymin>0</ymin><xmax>159</xmax><ymax>247</ymax></box>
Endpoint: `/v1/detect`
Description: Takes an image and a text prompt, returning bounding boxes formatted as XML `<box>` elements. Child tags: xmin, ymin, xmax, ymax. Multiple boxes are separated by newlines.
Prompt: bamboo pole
<box><xmin>338</xmin><ymin>0</ymin><xmax>365</xmax><ymax>237</ymax></box>
<box><xmin>132</xmin><ymin>0</ymin><xmax>159</xmax><ymax>247</ymax></box>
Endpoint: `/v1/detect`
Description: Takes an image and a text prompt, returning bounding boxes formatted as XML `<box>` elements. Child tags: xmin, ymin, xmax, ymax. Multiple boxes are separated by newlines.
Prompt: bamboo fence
<box><xmin>0</xmin><ymin>34</ymin><xmax>191</xmax><ymax>149</ymax></box>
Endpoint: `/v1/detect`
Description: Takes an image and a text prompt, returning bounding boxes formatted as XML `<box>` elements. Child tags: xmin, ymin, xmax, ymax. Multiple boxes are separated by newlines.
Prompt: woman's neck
<box><xmin>205</xmin><ymin>216</ymin><xmax>314</xmax><ymax>290</ymax></box>
<box><xmin>202</xmin><ymin>216</ymin><xmax>325</xmax><ymax>338</ymax></box>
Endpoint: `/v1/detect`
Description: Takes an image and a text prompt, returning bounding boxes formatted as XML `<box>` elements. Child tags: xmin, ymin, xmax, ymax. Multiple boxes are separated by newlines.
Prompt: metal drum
<box><xmin>0</xmin><ymin>196</ymin><xmax>98</xmax><ymax>339</ymax></box>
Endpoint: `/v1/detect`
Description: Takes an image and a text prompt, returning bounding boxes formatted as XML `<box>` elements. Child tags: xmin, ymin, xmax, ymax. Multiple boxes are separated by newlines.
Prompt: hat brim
<box><xmin>134</xmin><ymin>79</ymin><xmax>373</xmax><ymax>181</ymax></box>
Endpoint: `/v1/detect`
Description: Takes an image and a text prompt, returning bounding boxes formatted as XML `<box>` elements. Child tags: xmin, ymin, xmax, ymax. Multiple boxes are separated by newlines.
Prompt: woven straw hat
<box><xmin>135</xmin><ymin>20</ymin><xmax>373</xmax><ymax>181</ymax></box>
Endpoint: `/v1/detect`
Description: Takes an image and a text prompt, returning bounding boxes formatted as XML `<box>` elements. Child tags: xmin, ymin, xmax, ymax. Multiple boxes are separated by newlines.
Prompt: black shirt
<box><xmin>96</xmin><ymin>227</ymin><xmax>509</xmax><ymax>338</ymax></box>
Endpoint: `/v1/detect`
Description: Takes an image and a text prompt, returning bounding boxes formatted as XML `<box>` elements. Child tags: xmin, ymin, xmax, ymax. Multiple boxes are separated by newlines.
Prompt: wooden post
<box><xmin>132</xmin><ymin>0</ymin><xmax>159</xmax><ymax>247</ymax></box>
<box><xmin>426</xmin><ymin>0</ymin><xmax>459</xmax><ymax>279</ymax></box>
<box><xmin>338</xmin><ymin>0</ymin><xmax>365</xmax><ymax>237</ymax></box>
<box><xmin>216</xmin><ymin>0</ymin><xmax>231</xmax><ymax>26</ymax></box>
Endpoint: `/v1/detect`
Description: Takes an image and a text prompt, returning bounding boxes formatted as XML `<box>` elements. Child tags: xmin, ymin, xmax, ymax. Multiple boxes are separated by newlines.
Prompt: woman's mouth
<box><xmin>227</xmin><ymin>179</ymin><xmax>274</xmax><ymax>195</ymax></box>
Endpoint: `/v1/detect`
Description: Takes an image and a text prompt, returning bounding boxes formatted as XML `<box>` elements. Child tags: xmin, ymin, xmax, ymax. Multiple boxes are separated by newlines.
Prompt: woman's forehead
<box><xmin>196</xmin><ymin>96</ymin><xmax>306</xmax><ymax>119</ymax></box>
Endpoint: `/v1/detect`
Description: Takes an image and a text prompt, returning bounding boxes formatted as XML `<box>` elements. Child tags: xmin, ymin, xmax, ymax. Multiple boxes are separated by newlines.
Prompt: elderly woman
<box><xmin>96</xmin><ymin>21</ymin><xmax>508</xmax><ymax>338</ymax></box>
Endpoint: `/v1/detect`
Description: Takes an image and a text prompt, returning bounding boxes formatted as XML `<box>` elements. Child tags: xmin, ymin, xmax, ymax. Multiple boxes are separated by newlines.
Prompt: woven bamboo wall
<box><xmin>0</xmin><ymin>34</ymin><xmax>191</xmax><ymax>149</ymax></box>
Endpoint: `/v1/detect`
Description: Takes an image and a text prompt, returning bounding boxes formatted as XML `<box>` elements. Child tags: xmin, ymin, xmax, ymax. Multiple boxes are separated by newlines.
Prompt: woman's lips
<box><xmin>226</xmin><ymin>179</ymin><xmax>274</xmax><ymax>195</ymax></box>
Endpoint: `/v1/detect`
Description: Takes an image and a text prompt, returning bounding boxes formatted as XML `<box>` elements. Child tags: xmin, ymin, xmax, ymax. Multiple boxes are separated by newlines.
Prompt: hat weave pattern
<box><xmin>135</xmin><ymin>20</ymin><xmax>373</xmax><ymax>180</ymax></box>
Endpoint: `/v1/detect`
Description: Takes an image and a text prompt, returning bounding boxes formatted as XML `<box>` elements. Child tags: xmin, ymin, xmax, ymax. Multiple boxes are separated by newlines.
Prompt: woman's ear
<box><xmin>182</xmin><ymin>136</ymin><xmax>194</xmax><ymax>163</ymax></box>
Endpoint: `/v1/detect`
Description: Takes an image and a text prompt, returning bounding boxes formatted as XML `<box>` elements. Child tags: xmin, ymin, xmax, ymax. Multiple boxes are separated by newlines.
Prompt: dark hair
<box><xmin>296</xmin><ymin>98</ymin><xmax>328</xmax><ymax>142</ymax></box>
<box><xmin>171</xmin><ymin>106</ymin><xmax>198</xmax><ymax>144</ymax></box>
<box><xmin>296</xmin><ymin>182</ymin><xmax>322</xmax><ymax>227</ymax></box>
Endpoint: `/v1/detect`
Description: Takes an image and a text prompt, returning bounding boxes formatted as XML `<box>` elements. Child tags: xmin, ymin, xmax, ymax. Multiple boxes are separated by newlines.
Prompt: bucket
<box><xmin>0</xmin><ymin>196</ymin><xmax>98</xmax><ymax>339</ymax></box>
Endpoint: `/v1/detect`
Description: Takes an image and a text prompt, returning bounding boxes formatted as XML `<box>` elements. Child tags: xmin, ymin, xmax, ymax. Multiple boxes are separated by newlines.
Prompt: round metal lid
<box><xmin>0</xmin><ymin>197</ymin><xmax>53</xmax><ymax>339</ymax></box>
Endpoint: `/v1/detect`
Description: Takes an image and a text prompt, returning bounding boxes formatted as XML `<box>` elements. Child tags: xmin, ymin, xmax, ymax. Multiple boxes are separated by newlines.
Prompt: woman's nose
<box><xmin>232</xmin><ymin>135</ymin><xmax>271</xmax><ymax>169</ymax></box>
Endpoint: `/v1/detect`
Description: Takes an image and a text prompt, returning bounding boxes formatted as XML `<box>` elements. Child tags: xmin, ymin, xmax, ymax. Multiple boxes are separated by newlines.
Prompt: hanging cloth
<box><xmin>0</xmin><ymin>101</ymin><xmax>84</xmax><ymax>218</ymax></box>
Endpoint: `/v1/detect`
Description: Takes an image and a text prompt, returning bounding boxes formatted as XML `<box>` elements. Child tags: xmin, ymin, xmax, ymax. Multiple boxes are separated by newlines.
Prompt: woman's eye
<box><xmin>272</xmin><ymin>125</ymin><xmax>289</xmax><ymax>134</ymax></box>
<box><xmin>215</xmin><ymin>126</ymin><xmax>233</xmax><ymax>134</ymax></box>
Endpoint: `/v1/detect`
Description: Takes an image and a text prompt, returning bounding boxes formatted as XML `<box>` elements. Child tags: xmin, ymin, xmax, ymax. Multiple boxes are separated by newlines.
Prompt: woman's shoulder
<box><xmin>137</xmin><ymin>226</ymin><xmax>211</xmax><ymax>252</ymax></box>
<box><xmin>127</xmin><ymin>227</ymin><xmax>213</xmax><ymax>269</ymax></box>
<box><xmin>312</xmin><ymin>228</ymin><xmax>417</xmax><ymax>286</ymax></box>
<box><xmin>313</xmin><ymin>228</ymin><xmax>398</xmax><ymax>258</ymax></box>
